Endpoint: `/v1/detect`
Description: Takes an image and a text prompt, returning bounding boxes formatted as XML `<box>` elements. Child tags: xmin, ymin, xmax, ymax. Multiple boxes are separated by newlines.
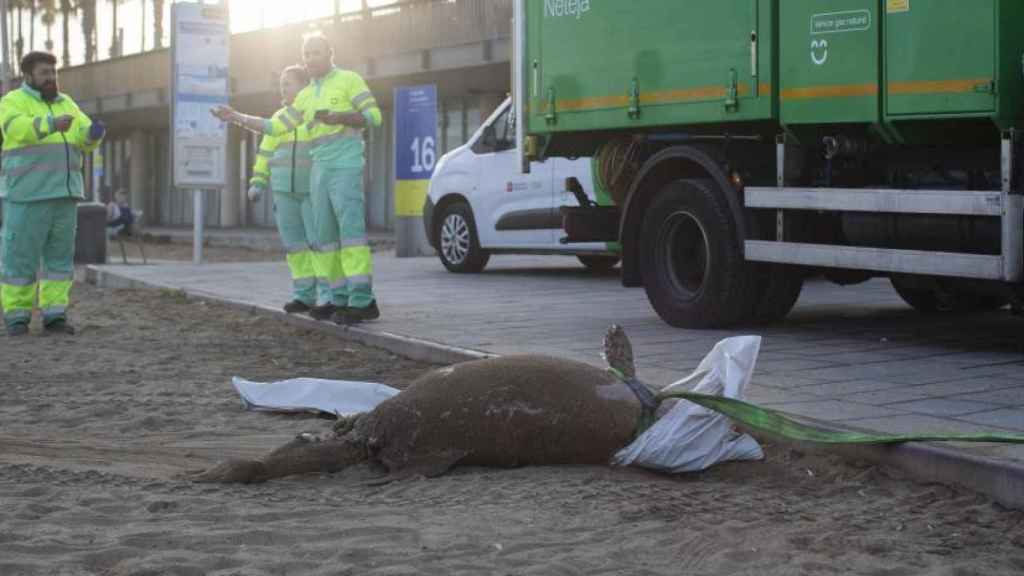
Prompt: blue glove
<box><xmin>88</xmin><ymin>120</ymin><xmax>106</xmax><ymax>141</ymax></box>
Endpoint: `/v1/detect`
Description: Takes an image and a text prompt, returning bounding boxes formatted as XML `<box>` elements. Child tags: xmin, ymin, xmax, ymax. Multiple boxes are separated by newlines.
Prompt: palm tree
<box><xmin>28</xmin><ymin>0</ymin><xmax>36</xmax><ymax>52</ymax></box>
<box><xmin>152</xmin><ymin>0</ymin><xmax>163</xmax><ymax>49</ymax></box>
<box><xmin>107</xmin><ymin>0</ymin><xmax>117</xmax><ymax>58</ymax></box>
<box><xmin>59</xmin><ymin>0</ymin><xmax>73</xmax><ymax>66</ymax></box>
<box><xmin>79</xmin><ymin>0</ymin><xmax>96</xmax><ymax>62</ymax></box>
<box><xmin>12</xmin><ymin>0</ymin><xmax>25</xmax><ymax>62</ymax></box>
<box><xmin>40</xmin><ymin>0</ymin><xmax>56</xmax><ymax>53</ymax></box>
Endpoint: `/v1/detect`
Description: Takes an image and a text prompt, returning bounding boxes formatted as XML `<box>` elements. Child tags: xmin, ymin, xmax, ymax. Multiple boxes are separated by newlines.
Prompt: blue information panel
<box><xmin>393</xmin><ymin>84</ymin><xmax>437</xmax><ymax>217</ymax></box>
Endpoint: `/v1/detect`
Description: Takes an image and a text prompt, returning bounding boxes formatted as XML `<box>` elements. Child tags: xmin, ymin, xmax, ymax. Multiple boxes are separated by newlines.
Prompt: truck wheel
<box><xmin>751</xmin><ymin>265</ymin><xmax>805</xmax><ymax>323</ymax></box>
<box><xmin>639</xmin><ymin>179</ymin><xmax>756</xmax><ymax>328</ymax></box>
<box><xmin>891</xmin><ymin>277</ymin><xmax>1007</xmax><ymax>314</ymax></box>
<box><xmin>746</xmin><ymin>212</ymin><xmax>805</xmax><ymax>323</ymax></box>
<box><xmin>578</xmin><ymin>255</ymin><xmax>620</xmax><ymax>273</ymax></box>
<box><xmin>436</xmin><ymin>202</ymin><xmax>490</xmax><ymax>273</ymax></box>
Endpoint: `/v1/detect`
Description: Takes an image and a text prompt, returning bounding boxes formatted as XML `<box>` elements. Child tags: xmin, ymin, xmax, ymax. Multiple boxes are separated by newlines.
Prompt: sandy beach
<box><xmin>1</xmin><ymin>282</ymin><xmax>1022</xmax><ymax>575</ymax></box>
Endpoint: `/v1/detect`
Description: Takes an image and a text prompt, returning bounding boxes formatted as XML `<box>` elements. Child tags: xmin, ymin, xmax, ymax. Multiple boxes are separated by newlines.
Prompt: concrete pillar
<box><xmin>220</xmin><ymin>128</ymin><xmax>242</xmax><ymax>228</ymax></box>
<box><xmin>129</xmin><ymin>129</ymin><xmax>147</xmax><ymax>223</ymax></box>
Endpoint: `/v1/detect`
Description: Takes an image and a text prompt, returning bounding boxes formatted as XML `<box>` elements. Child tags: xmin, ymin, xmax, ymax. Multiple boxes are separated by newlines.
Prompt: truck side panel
<box><xmin>884</xmin><ymin>0</ymin><xmax>997</xmax><ymax>119</ymax></box>
<box><xmin>779</xmin><ymin>0</ymin><xmax>880</xmax><ymax>125</ymax></box>
<box><xmin>526</xmin><ymin>0</ymin><xmax>776</xmax><ymax>136</ymax></box>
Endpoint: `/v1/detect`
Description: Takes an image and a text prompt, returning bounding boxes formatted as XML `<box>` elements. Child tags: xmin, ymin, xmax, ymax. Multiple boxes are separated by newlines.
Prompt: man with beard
<box><xmin>0</xmin><ymin>51</ymin><xmax>105</xmax><ymax>336</ymax></box>
<box><xmin>212</xmin><ymin>34</ymin><xmax>383</xmax><ymax>325</ymax></box>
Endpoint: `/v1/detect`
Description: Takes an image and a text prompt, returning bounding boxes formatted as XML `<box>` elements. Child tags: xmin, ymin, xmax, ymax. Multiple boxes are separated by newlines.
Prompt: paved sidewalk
<box><xmin>88</xmin><ymin>253</ymin><xmax>1024</xmax><ymax>466</ymax></box>
<box><xmin>140</xmin><ymin>226</ymin><xmax>396</xmax><ymax>252</ymax></box>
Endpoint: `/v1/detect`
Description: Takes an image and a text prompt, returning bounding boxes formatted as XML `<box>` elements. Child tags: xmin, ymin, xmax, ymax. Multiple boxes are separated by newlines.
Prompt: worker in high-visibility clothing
<box><xmin>247</xmin><ymin>64</ymin><xmax>329</xmax><ymax>315</ymax></box>
<box><xmin>0</xmin><ymin>51</ymin><xmax>105</xmax><ymax>336</ymax></box>
<box><xmin>213</xmin><ymin>34</ymin><xmax>383</xmax><ymax>325</ymax></box>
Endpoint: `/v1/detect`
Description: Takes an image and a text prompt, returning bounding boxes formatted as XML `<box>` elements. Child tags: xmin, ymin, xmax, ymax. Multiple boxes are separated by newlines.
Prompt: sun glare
<box><xmin>228</xmin><ymin>0</ymin><xmax>401</xmax><ymax>33</ymax></box>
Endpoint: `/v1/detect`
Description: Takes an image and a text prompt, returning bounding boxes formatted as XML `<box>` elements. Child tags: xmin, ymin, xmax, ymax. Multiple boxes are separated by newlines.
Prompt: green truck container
<box><xmin>514</xmin><ymin>0</ymin><xmax>1024</xmax><ymax>327</ymax></box>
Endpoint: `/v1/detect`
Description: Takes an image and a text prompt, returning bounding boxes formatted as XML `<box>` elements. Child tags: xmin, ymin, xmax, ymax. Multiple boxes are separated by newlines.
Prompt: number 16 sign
<box><xmin>394</xmin><ymin>84</ymin><xmax>438</xmax><ymax>217</ymax></box>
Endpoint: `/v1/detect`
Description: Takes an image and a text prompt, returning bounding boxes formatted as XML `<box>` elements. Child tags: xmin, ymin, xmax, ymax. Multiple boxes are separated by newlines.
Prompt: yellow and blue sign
<box><xmin>394</xmin><ymin>84</ymin><xmax>437</xmax><ymax>217</ymax></box>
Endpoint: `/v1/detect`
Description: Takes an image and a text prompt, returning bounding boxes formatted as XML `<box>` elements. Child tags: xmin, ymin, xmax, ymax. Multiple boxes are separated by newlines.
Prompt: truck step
<box><xmin>745</xmin><ymin>187</ymin><xmax>1003</xmax><ymax>216</ymax></box>
<box><xmin>744</xmin><ymin>240</ymin><xmax>1006</xmax><ymax>281</ymax></box>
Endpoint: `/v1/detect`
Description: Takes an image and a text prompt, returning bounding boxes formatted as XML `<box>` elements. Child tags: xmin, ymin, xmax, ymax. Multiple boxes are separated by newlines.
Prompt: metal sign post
<box><xmin>393</xmin><ymin>84</ymin><xmax>438</xmax><ymax>257</ymax></box>
<box><xmin>170</xmin><ymin>2</ymin><xmax>230</xmax><ymax>264</ymax></box>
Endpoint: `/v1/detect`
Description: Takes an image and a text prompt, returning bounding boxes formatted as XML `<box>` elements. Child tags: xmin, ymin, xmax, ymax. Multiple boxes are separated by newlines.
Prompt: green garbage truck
<box><xmin>513</xmin><ymin>0</ymin><xmax>1024</xmax><ymax>327</ymax></box>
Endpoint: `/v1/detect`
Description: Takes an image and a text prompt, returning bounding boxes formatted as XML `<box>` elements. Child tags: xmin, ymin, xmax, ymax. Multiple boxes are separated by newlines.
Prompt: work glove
<box><xmin>247</xmin><ymin>185</ymin><xmax>264</xmax><ymax>203</ymax></box>
<box><xmin>88</xmin><ymin>120</ymin><xmax>106</xmax><ymax>141</ymax></box>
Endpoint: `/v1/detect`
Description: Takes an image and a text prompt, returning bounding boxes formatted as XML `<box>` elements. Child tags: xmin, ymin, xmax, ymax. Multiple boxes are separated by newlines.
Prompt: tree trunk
<box><xmin>81</xmin><ymin>0</ymin><xmax>95</xmax><ymax>63</ymax></box>
<box><xmin>29</xmin><ymin>3</ymin><xmax>36</xmax><ymax>51</ymax></box>
<box><xmin>60</xmin><ymin>3</ymin><xmax>70</xmax><ymax>66</ymax></box>
<box><xmin>153</xmin><ymin>0</ymin><xmax>163</xmax><ymax>49</ymax></box>
<box><xmin>16</xmin><ymin>5</ymin><xmax>23</xmax><ymax>61</ymax></box>
<box><xmin>109</xmin><ymin>0</ymin><xmax>118</xmax><ymax>58</ymax></box>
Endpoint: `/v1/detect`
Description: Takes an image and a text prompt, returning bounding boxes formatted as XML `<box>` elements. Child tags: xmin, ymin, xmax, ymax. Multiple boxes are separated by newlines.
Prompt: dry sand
<box><xmin>1</xmin><ymin>283</ymin><xmax>1023</xmax><ymax>575</ymax></box>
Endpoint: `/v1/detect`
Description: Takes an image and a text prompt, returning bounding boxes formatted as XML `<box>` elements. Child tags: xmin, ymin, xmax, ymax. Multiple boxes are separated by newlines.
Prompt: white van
<box><xmin>423</xmin><ymin>98</ymin><xmax>620</xmax><ymax>273</ymax></box>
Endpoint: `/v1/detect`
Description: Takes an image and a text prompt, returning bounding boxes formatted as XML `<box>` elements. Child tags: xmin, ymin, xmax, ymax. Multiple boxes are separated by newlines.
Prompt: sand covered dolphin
<box><xmin>194</xmin><ymin>327</ymin><xmax>647</xmax><ymax>483</ymax></box>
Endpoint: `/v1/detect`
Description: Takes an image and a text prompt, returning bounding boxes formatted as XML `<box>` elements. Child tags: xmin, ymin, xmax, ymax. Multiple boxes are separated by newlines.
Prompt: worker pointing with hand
<box><xmin>212</xmin><ymin>33</ymin><xmax>383</xmax><ymax>325</ymax></box>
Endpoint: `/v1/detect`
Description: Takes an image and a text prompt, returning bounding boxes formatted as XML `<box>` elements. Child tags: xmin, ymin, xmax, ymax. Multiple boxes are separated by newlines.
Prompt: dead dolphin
<box><xmin>194</xmin><ymin>353</ymin><xmax>643</xmax><ymax>483</ymax></box>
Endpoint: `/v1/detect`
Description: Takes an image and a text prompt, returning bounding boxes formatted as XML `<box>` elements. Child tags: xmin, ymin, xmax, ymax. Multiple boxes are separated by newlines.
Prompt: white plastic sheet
<box><xmin>231</xmin><ymin>377</ymin><xmax>400</xmax><ymax>416</ymax></box>
<box><xmin>613</xmin><ymin>336</ymin><xmax>765</xmax><ymax>473</ymax></box>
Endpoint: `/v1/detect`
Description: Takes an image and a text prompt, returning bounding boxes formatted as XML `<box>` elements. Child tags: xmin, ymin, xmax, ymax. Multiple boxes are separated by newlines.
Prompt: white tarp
<box><xmin>613</xmin><ymin>336</ymin><xmax>765</xmax><ymax>473</ymax></box>
<box><xmin>231</xmin><ymin>377</ymin><xmax>400</xmax><ymax>416</ymax></box>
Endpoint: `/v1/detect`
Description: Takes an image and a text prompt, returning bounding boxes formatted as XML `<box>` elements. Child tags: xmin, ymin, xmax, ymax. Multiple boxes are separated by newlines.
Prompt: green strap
<box><xmin>660</xmin><ymin>390</ymin><xmax>1024</xmax><ymax>445</ymax></box>
<box><xmin>609</xmin><ymin>369</ymin><xmax>1024</xmax><ymax>445</ymax></box>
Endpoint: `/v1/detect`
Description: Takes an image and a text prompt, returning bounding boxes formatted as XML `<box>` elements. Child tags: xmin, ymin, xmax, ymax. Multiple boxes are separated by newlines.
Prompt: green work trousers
<box><xmin>274</xmin><ymin>193</ymin><xmax>329</xmax><ymax>306</ymax></box>
<box><xmin>1</xmin><ymin>198</ymin><xmax>77</xmax><ymax>327</ymax></box>
<box><xmin>309</xmin><ymin>164</ymin><xmax>375</xmax><ymax>309</ymax></box>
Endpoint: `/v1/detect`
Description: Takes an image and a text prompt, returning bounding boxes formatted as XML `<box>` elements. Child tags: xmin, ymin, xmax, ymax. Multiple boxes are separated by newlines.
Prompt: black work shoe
<box><xmin>332</xmin><ymin>301</ymin><xmax>380</xmax><ymax>325</ymax></box>
<box><xmin>6</xmin><ymin>323</ymin><xmax>29</xmax><ymax>337</ymax></box>
<box><xmin>308</xmin><ymin>303</ymin><xmax>338</xmax><ymax>321</ymax></box>
<box><xmin>43</xmin><ymin>319</ymin><xmax>76</xmax><ymax>335</ymax></box>
<box><xmin>283</xmin><ymin>300</ymin><xmax>313</xmax><ymax>314</ymax></box>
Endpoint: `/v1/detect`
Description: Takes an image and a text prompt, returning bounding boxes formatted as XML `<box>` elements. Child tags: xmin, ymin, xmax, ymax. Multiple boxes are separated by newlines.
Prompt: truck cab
<box><xmin>424</xmin><ymin>98</ymin><xmax>620</xmax><ymax>273</ymax></box>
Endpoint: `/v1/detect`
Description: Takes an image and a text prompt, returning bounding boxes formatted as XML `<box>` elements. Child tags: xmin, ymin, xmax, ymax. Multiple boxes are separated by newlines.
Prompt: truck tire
<box><xmin>577</xmin><ymin>255</ymin><xmax>620</xmax><ymax>273</ymax></box>
<box><xmin>890</xmin><ymin>277</ymin><xmax>1007</xmax><ymax>314</ymax></box>
<box><xmin>436</xmin><ymin>201</ymin><xmax>490</xmax><ymax>273</ymax></box>
<box><xmin>639</xmin><ymin>179</ymin><xmax>756</xmax><ymax>328</ymax></box>
<box><xmin>747</xmin><ymin>212</ymin><xmax>804</xmax><ymax>323</ymax></box>
<box><xmin>751</xmin><ymin>265</ymin><xmax>805</xmax><ymax>323</ymax></box>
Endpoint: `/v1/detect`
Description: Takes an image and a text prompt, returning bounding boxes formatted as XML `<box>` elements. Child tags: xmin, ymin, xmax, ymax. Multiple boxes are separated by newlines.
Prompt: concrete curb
<box><xmin>757</xmin><ymin>416</ymin><xmax>1024</xmax><ymax>510</ymax></box>
<box><xmin>85</xmin><ymin>265</ymin><xmax>492</xmax><ymax>366</ymax></box>
<box><xmin>86</xmin><ymin>264</ymin><xmax>1024</xmax><ymax>509</ymax></box>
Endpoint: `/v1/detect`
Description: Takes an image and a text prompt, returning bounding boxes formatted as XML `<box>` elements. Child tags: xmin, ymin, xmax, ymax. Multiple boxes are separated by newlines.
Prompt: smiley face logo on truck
<box><xmin>811</xmin><ymin>39</ymin><xmax>829</xmax><ymax>65</ymax></box>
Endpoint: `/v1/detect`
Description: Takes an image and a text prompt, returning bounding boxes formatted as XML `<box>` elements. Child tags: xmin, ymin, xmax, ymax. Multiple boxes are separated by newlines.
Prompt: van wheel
<box><xmin>436</xmin><ymin>201</ymin><xmax>490</xmax><ymax>273</ymax></box>
<box><xmin>640</xmin><ymin>179</ymin><xmax>757</xmax><ymax>328</ymax></box>
<box><xmin>578</xmin><ymin>255</ymin><xmax>620</xmax><ymax>273</ymax></box>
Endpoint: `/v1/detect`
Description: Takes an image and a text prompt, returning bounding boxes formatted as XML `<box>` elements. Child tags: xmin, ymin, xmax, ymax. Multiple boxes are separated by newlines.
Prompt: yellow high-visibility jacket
<box><xmin>264</xmin><ymin>68</ymin><xmax>382</xmax><ymax>168</ymax></box>
<box><xmin>0</xmin><ymin>83</ymin><xmax>101</xmax><ymax>202</ymax></box>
